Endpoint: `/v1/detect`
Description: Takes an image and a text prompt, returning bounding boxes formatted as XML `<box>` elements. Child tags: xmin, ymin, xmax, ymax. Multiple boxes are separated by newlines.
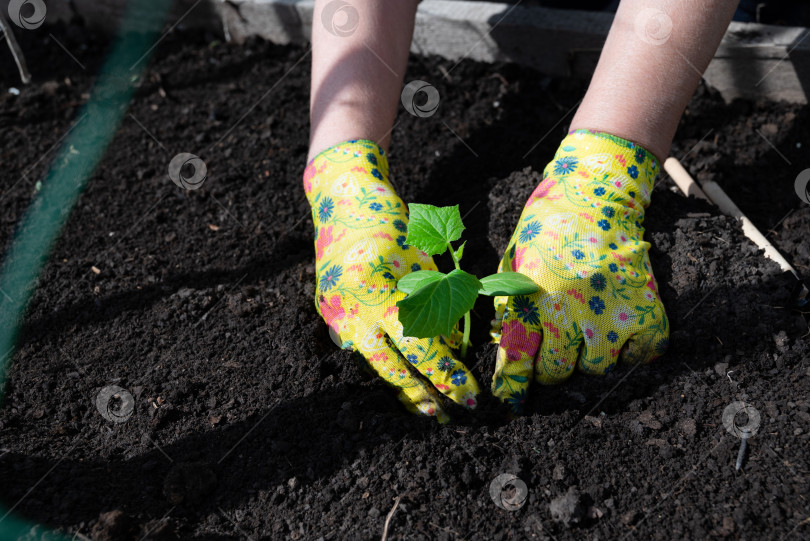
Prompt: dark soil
<box><xmin>1</xmin><ymin>23</ymin><xmax>809</xmax><ymax>541</ymax></box>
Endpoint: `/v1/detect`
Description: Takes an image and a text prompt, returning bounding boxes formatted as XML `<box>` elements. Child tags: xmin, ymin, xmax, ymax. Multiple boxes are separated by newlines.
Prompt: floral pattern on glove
<box><xmin>305</xmin><ymin>140</ymin><xmax>480</xmax><ymax>421</ymax></box>
<box><xmin>491</xmin><ymin>130</ymin><xmax>669</xmax><ymax>413</ymax></box>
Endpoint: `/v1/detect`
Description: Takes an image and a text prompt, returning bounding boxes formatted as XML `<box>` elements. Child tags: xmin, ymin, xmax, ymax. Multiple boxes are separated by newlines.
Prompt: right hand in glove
<box><xmin>303</xmin><ymin>139</ymin><xmax>480</xmax><ymax>422</ymax></box>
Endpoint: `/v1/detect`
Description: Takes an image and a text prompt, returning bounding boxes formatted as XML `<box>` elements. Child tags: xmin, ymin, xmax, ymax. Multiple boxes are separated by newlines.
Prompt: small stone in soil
<box><xmin>549</xmin><ymin>486</ymin><xmax>586</xmax><ymax>526</ymax></box>
<box><xmin>90</xmin><ymin>510</ymin><xmax>133</xmax><ymax>541</ymax></box>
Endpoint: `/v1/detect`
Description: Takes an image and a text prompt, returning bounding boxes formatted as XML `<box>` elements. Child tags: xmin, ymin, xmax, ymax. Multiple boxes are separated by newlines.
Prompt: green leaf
<box><xmin>508</xmin><ymin>375</ymin><xmax>529</xmax><ymax>383</ymax></box>
<box><xmin>396</xmin><ymin>270</ymin><xmax>445</xmax><ymax>294</ymax></box>
<box><xmin>478</xmin><ymin>272</ymin><xmax>540</xmax><ymax>296</ymax></box>
<box><xmin>405</xmin><ymin>204</ymin><xmax>465</xmax><ymax>256</ymax></box>
<box><xmin>396</xmin><ymin>269</ymin><xmax>481</xmax><ymax>338</ymax></box>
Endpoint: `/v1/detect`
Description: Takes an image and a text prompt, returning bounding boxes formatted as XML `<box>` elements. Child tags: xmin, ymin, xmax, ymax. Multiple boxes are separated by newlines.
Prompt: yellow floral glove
<box><xmin>304</xmin><ymin>139</ymin><xmax>480</xmax><ymax>422</ymax></box>
<box><xmin>491</xmin><ymin>130</ymin><xmax>669</xmax><ymax>413</ymax></box>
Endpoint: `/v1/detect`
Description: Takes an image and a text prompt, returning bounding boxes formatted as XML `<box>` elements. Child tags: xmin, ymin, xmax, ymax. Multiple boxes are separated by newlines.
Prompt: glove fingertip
<box><xmin>491</xmin><ymin>346</ymin><xmax>532</xmax><ymax>414</ymax></box>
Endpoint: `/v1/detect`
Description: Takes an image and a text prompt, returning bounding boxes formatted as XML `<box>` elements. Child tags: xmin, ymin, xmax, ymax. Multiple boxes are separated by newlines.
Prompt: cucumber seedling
<box><xmin>396</xmin><ymin>204</ymin><xmax>540</xmax><ymax>358</ymax></box>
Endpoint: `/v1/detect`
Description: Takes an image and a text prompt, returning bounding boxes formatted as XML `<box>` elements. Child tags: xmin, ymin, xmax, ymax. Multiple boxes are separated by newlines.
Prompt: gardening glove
<box><xmin>304</xmin><ymin>139</ymin><xmax>480</xmax><ymax>422</ymax></box>
<box><xmin>491</xmin><ymin>130</ymin><xmax>669</xmax><ymax>413</ymax></box>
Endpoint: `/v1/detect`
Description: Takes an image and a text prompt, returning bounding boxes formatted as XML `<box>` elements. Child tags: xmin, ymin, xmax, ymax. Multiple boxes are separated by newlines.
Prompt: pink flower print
<box><xmin>316</xmin><ymin>226</ymin><xmax>345</xmax><ymax>259</ymax></box>
<box><xmin>511</xmin><ymin>247</ymin><xmax>527</xmax><ymax>271</ymax></box>
<box><xmin>500</xmin><ymin>319</ymin><xmax>541</xmax><ymax>362</ymax></box>
<box><xmin>370</xmin><ymin>352</ymin><xmax>388</xmax><ymax>363</ymax></box>
<box><xmin>527</xmin><ymin>178</ymin><xmax>557</xmax><ymax>206</ymax></box>
<box><xmin>303</xmin><ymin>164</ymin><xmax>315</xmax><ymax>193</ymax></box>
<box><xmin>319</xmin><ymin>295</ymin><xmax>346</xmax><ymax>333</ymax></box>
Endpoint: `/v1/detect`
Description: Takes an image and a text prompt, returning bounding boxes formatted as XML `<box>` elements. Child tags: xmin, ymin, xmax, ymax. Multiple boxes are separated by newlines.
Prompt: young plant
<box><xmin>396</xmin><ymin>204</ymin><xmax>540</xmax><ymax>358</ymax></box>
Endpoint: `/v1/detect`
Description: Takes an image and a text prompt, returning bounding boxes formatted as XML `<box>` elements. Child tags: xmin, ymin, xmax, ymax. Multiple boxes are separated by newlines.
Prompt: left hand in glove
<box><xmin>491</xmin><ymin>129</ymin><xmax>670</xmax><ymax>413</ymax></box>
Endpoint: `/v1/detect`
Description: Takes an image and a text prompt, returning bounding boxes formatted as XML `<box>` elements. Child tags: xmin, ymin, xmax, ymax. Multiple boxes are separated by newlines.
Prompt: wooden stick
<box><xmin>663</xmin><ymin>157</ymin><xmax>709</xmax><ymax>201</ymax></box>
<box><xmin>664</xmin><ymin>158</ymin><xmax>804</xmax><ymax>281</ymax></box>
<box><xmin>0</xmin><ymin>12</ymin><xmax>32</xmax><ymax>85</ymax></box>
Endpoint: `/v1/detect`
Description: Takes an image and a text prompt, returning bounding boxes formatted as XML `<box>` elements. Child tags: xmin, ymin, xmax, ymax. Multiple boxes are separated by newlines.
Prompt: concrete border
<box><xmin>13</xmin><ymin>0</ymin><xmax>810</xmax><ymax>103</ymax></box>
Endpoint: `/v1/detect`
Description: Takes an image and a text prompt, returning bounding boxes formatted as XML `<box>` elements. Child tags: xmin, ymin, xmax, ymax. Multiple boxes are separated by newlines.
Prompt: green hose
<box><xmin>0</xmin><ymin>0</ymin><xmax>170</xmax><ymax>535</ymax></box>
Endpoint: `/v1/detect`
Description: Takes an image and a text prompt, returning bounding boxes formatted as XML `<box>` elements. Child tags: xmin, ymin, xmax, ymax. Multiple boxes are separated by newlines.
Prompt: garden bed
<box><xmin>1</xmin><ymin>24</ymin><xmax>808</xmax><ymax>540</ymax></box>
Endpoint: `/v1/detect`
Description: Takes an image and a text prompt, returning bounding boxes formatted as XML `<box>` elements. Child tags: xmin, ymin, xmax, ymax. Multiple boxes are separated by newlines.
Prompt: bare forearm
<box><xmin>309</xmin><ymin>0</ymin><xmax>420</xmax><ymax>160</ymax></box>
<box><xmin>570</xmin><ymin>0</ymin><xmax>739</xmax><ymax>161</ymax></box>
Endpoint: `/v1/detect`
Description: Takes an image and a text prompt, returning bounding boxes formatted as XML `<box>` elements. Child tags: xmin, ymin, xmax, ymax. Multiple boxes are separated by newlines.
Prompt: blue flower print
<box><xmin>602</xmin><ymin>207</ymin><xmax>615</xmax><ymax>218</ymax></box>
<box><xmin>554</xmin><ymin>156</ymin><xmax>578</xmax><ymax>176</ymax></box>
<box><xmin>597</xmin><ymin>219</ymin><xmax>611</xmax><ymax>231</ymax></box>
<box><xmin>371</xmin><ymin>168</ymin><xmax>382</xmax><ymax>180</ymax></box>
<box><xmin>369</xmin><ymin>202</ymin><xmax>383</xmax><ymax>212</ymax></box>
<box><xmin>393</xmin><ymin>219</ymin><xmax>407</xmax><ymax>232</ymax></box>
<box><xmin>513</xmin><ymin>296</ymin><xmax>541</xmax><ymax>326</ymax></box>
<box><xmin>627</xmin><ymin>165</ymin><xmax>639</xmax><ymax>179</ymax></box>
<box><xmin>608</xmin><ymin>263</ymin><xmax>618</xmax><ymax>273</ymax></box>
<box><xmin>366</xmin><ymin>153</ymin><xmax>378</xmax><ymax>166</ymax></box>
<box><xmin>318</xmin><ymin>197</ymin><xmax>335</xmax><ymax>222</ymax></box>
<box><xmin>396</xmin><ymin>235</ymin><xmax>410</xmax><ymax>249</ymax></box>
<box><xmin>451</xmin><ymin>369</ymin><xmax>467</xmax><ymax>386</ymax></box>
<box><xmin>572</xmin><ymin>249</ymin><xmax>585</xmax><ymax>260</ymax></box>
<box><xmin>319</xmin><ymin>265</ymin><xmax>343</xmax><ymax>291</ymax></box>
<box><xmin>506</xmin><ymin>389</ymin><xmax>527</xmax><ymax>413</ymax></box>
<box><xmin>590</xmin><ymin>273</ymin><xmax>607</xmax><ymax>292</ymax></box>
<box><xmin>607</xmin><ymin>330</ymin><xmax>619</xmax><ymax>343</ymax></box>
<box><xmin>437</xmin><ymin>357</ymin><xmax>455</xmax><ymax>372</ymax></box>
<box><xmin>519</xmin><ymin>221</ymin><xmax>542</xmax><ymax>243</ymax></box>
<box><xmin>594</xmin><ymin>187</ymin><xmax>606</xmax><ymax>196</ymax></box>
<box><xmin>589</xmin><ymin>296</ymin><xmax>605</xmax><ymax>315</ymax></box>
<box><xmin>407</xmin><ymin>354</ymin><xmax>418</xmax><ymax>365</ymax></box>
<box><xmin>411</xmin><ymin>263</ymin><xmax>421</xmax><ymax>272</ymax></box>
